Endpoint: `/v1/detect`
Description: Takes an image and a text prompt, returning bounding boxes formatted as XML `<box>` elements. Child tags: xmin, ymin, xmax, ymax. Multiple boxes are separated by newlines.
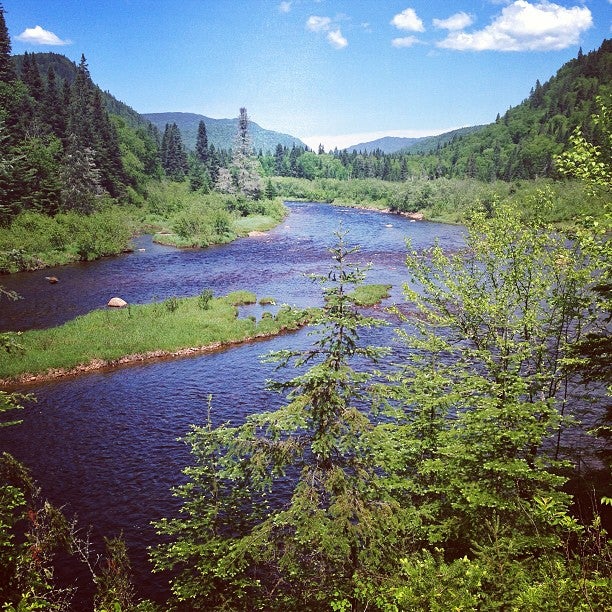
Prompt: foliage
<box><xmin>143</xmin><ymin>182</ymin><xmax>285</xmax><ymax>248</ymax></box>
<box><xmin>556</xmin><ymin>94</ymin><xmax>612</xmax><ymax>196</ymax></box>
<box><xmin>216</xmin><ymin>107</ymin><xmax>262</xmax><ymax>199</ymax></box>
<box><xmin>160</xmin><ymin>122</ymin><xmax>188</xmax><ymax>181</ymax></box>
<box><xmin>0</xmin><ymin>207</ymin><xmax>134</xmax><ymax>272</ymax></box>
<box><xmin>0</xmin><ymin>292</ymin><xmax>308</xmax><ymax>381</ymax></box>
<box><xmin>270</xmin><ymin>175</ymin><xmax>607</xmax><ymax>225</ymax></box>
<box><xmin>151</xmin><ymin>233</ymin><xmax>407</xmax><ymax>610</ymax></box>
<box><xmin>349</xmin><ymin>283</ymin><xmax>392</xmax><ymax>306</ymax></box>
<box><xmin>258</xmin><ymin>41</ymin><xmax>611</xmax><ymax>184</ymax></box>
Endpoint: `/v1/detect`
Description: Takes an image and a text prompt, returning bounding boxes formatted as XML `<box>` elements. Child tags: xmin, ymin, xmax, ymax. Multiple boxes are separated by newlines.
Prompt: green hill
<box><xmin>420</xmin><ymin>39</ymin><xmax>611</xmax><ymax>181</ymax></box>
<box><xmin>143</xmin><ymin>111</ymin><xmax>306</xmax><ymax>153</ymax></box>
<box><xmin>12</xmin><ymin>52</ymin><xmax>154</xmax><ymax>131</ymax></box>
<box><xmin>346</xmin><ymin>126</ymin><xmax>485</xmax><ymax>154</ymax></box>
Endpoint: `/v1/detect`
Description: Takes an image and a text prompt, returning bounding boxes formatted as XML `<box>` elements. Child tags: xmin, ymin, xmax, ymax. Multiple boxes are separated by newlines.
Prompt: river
<box><xmin>0</xmin><ymin>201</ymin><xmax>603</xmax><ymax>606</ymax></box>
<box><xmin>0</xmin><ymin>202</ymin><xmax>466</xmax><ymax>603</ymax></box>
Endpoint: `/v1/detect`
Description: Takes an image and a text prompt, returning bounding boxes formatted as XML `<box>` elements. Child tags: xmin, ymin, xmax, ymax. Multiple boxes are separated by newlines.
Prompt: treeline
<box><xmin>0</xmin><ymin>47</ymin><xmax>162</xmax><ymax>221</ymax></box>
<box><xmin>257</xmin><ymin>40</ymin><xmax>611</xmax><ymax>183</ymax></box>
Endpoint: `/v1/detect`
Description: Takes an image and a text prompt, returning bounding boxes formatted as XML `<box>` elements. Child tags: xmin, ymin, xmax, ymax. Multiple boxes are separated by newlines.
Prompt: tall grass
<box><xmin>0</xmin><ymin>292</ymin><xmax>309</xmax><ymax>381</ymax></box>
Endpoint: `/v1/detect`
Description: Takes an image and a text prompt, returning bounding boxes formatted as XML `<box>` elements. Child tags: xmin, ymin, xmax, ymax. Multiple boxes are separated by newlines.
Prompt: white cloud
<box><xmin>306</xmin><ymin>15</ymin><xmax>331</xmax><ymax>32</ymax></box>
<box><xmin>15</xmin><ymin>25</ymin><xmax>71</xmax><ymax>46</ymax></box>
<box><xmin>433</xmin><ymin>12</ymin><xmax>474</xmax><ymax>31</ymax></box>
<box><xmin>437</xmin><ymin>1</ymin><xmax>593</xmax><ymax>52</ymax></box>
<box><xmin>391</xmin><ymin>36</ymin><xmax>420</xmax><ymax>48</ymax></box>
<box><xmin>327</xmin><ymin>29</ymin><xmax>348</xmax><ymax>49</ymax></box>
<box><xmin>278</xmin><ymin>1</ymin><xmax>291</xmax><ymax>13</ymax></box>
<box><xmin>306</xmin><ymin>15</ymin><xmax>348</xmax><ymax>49</ymax></box>
<box><xmin>391</xmin><ymin>8</ymin><xmax>425</xmax><ymax>32</ymax></box>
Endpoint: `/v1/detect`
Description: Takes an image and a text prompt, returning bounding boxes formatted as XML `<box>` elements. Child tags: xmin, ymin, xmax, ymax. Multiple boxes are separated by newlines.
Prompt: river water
<box><xmin>0</xmin><ymin>202</ymin><xmax>466</xmax><ymax>603</ymax></box>
<box><xmin>0</xmin><ymin>202</ymin><xmax>603</xmax><ymax>605</ymax></box>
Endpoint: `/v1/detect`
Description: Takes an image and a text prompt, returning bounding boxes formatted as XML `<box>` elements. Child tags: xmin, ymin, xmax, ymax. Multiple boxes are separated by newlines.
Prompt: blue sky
<box><xmin>4</xmin><ymin>0</ymin><xmax>611</xmax><ymax>150</ymax></box>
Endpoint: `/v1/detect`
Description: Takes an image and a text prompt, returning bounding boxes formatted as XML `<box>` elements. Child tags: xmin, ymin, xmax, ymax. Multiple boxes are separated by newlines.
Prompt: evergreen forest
<box><xmin>0</xmin><ymin>2</ymin><xmax>611</xmax><ymax>608</ymax></box>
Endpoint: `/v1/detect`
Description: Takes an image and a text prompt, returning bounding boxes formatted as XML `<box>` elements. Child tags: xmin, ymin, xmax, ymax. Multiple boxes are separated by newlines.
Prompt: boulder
<box><xmin>107</xmin><ymin>297</ymin><xmax>128</xmax><ymax>308</ymax></box>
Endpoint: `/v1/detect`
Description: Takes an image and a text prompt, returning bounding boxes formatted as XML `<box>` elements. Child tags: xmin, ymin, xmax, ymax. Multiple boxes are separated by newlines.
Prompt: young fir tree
<box><xmin>195</xmin><ymin>119</ymin><xmax>209</xmax><ymax>165</ymax></box>
<box><xmin>151</xmin><ymin>232</ymin><xmax>412</xmax><ymax>610</ymax></box>
<box><xmin>68</xmin><ymin>54</ymin><xmax>95</xmax><ymax>148</ymax></box>
<box><xmin>44</xmin><ymin>66</ymin><xmax>66</xmax><ymax>142</ymax></box>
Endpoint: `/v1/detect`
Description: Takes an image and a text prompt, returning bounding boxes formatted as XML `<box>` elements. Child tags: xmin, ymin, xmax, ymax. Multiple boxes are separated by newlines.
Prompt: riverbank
<box><xmin>0</xmin><ymin>292</ymin><xmax>311</xmax><ymax>385</ymax></box>
<box><xmin>0</xmin><ymin>184</ymin><xmax>288</xmax><ymax>274</ymax></box>
<box><xmin>0</xmin><ymin>284</ymin><xmax>393</xmax><ymax>385</ymax></box>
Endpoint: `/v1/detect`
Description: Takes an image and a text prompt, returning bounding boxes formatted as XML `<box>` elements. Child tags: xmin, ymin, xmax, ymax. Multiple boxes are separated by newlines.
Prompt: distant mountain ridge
<box><xmin>11</xmin><ymin>54</ymin><xmax>307</xmax><ymax>152</ymax></box>
<box><xmin>346</xmin><ymin>126</ymin><xmax>486</xmax><ymax>154</ymax></box>
<box><xmin>143</xmin><ymin>112</ymin><xmax>306</xmax><ymax>153</ymax></box>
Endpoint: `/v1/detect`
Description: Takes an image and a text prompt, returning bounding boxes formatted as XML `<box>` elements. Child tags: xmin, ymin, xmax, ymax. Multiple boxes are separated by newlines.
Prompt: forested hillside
<box><xmin>345</xmin><ymin>125</ymin><xmax>484</xmax><ymax>154</ymax></box>
<box><xmin>263</xmin><ymin>40</ymin><xmax>611</xmax><ymax>183</ymax></box>
<box><xmin>422</xmin><ymin>38</ymin><xmax>612</xmax><ymax>180</ymax></box>
<box><xmin>0</xmin><ymin>48</ymin><xmax>162</xmax><ymax>222</ymax></box>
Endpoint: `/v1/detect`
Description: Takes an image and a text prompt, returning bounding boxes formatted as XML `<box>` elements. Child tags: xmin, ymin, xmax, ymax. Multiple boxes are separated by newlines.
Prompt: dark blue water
<box><xmin>0</xmin><ymin>203</ymin><xmax>464</xmax><ymax>331</ymax></box>
<box><xmin>0</xmin><ymin>202</ymin><xmax>466</xmax><ymax>603</ymax></box>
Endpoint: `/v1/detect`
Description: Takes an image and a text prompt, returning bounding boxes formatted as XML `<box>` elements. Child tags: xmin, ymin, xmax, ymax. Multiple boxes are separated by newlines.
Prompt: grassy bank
<box><xmin>0</xmin><ymin>181</ymin><xmax>287</xmax><ymax>273</ymax></box>
<box><xmin>143</xmin><ymin>182</ymin><xmax>286</xmax><ymax>248</ymax></box>
<box><xmin>0</xmin><ymin>291</ymin><xmax>310</xmax><ymax>383</ymax></box>
<box><xmin>270</xmin><ymin>176</ymin><xmax>606</xmax><ymax>225</ymax></box>
<box><xmin>350</xmin><ymin>283</ymin><xmax>392</xmax><ymax>306</ymax></box>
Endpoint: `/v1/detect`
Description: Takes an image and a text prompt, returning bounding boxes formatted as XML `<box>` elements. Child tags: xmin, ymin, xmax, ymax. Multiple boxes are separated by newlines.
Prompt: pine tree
<box><xmin>69</xmin><ymin>54</ymin><xmax>95</xmax><ymax>147</ymax></box>
<box><xmin>44</xmin><ymin>66</ymin><xmax>66</xmax><ymax>140</ymax></box>
<box><xmin>91</xmin><ymin>88</ymin><xmax>126</xmax><ymax>196</ymax></box>
<box><xmin>0</xmin><ymin>3</ymin><xmax>15</xmax><ymax>83</ymax></box>
<box><xmin>216</xmin><ymin>107</ymin><xmax>261</xmax><ymax>197</ymax></box>
<box><xmin>151</xmin><ymin>233</ymin><xmax>405</xmax><ymax>609</ymax></box>
<box><xmin>21</xmin><ymin>52</ymin><xmax>44</xmax><ymax>104</ymax></box>
<box><xmin>195</xmin><ymin>119</ymin><xmax>209</xmax><ymax>165</ymax></box>
<box><xmin>160</xmin><ymin>123</ymin><xmax>188</xmax><ymax>180</ymax></box>
<box><xmin>60</xmin><ymin>134</ymin><xmax>104</xmax><ymax>213</ymax></box>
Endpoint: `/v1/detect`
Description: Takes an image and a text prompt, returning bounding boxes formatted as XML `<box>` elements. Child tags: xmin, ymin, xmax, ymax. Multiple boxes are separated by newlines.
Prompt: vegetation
<box><xmin>259</xmin><ymin>40</ymin><xmax>611</xmax><ymax>184</ymax></box>
<box><xmin>0</xmin><ymin>1</ymin><xmax>610</xmax><ymax>607</ymax></box>
<box><xmin>0</xmin><ymin>292</ymin><xmax>309</xmax><ymax>382</ymax></box>
<box><xmin>142</xmin><ymin>182</ymin><xmax>286</xmax><ymax>248</ymax></box>
<box><xmin>0</xmin><ymin>206</ymin><xmax>135</xmax><ymax>273</ymax></box>
<box><xmin>349</xmin><ymin>283</ymin><xmax>392</xmax><ymax>306</ymax></box>
<box><xmin>150</xmin><ymin>214</ymin><xmax>610</xmax><ymax>610</ymax></box>
<box><xmin>270</xmin><ymin>175</ymin><xmax>607</xmax><ymax>225</ymax></box>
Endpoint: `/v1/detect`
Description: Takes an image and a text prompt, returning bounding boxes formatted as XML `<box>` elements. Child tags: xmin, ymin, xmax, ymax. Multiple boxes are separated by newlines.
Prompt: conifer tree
<box><xmin>151</xmin><ymin>234</ymin><xmax>410</xmax><ymax>610</ymax></box>
<box><xmin>69</xmin><ymin>54</ymin><xmax>95</xmax><ymax>147</ymax></box>
<box><xmin>60</xmin><ymin>134</ymin><xmax>104</xmax><ymax>213</ymax></box>
<box><xmin>216</xmin><ymin>107</ymin><xmax>261</xmax><ymax>198</ymax></box>
<box><xmin>0</xmin><ymin>3</ymin><xmax>15</xmax><ymax>83</ymax></box>
<box><xmin>44</xmin><ymin>66</ymin><xmax>66</xmax><ymax>140</ymax></box>
<box><xmin>195</xmin><ymin>119</ymin><xmax>209</xmax><ymax>165</ymax></box>
<box><xmin>160</xmin><ymin>123</ymin><xmax>188</xmax><ymax>180</ymax></box>
<box><xmin>91</xmin><ymin>88</ymin><xmax>126</xmax><ymax>196</ymax></box>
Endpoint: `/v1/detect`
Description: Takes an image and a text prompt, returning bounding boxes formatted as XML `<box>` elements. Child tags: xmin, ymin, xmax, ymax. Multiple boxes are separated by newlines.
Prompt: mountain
<box><xmin>346</xmin><ymin>136</ymin><xmax>422</xmax><ymax>154</ymax></box>
<box><xmin>346</xmin><ymin>126</ymin><xmax>485</xmax><ymax>154</ymax></box>
<box><xmin>143</xmin><ymin>112</ymin><xmax>306</xmax><ymax>153</ymax></box>
<box><xmin>12</xmin><ymin>52</ymin><xmax>154</xmax><ymax>131</ymax></box>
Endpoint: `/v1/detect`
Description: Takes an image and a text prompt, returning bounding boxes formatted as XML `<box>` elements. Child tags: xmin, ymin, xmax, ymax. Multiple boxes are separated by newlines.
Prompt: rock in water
<box><xmin>107</xmin><ymin>297</ymin><xmax>128</xmax><ymax>308</ymax></box>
